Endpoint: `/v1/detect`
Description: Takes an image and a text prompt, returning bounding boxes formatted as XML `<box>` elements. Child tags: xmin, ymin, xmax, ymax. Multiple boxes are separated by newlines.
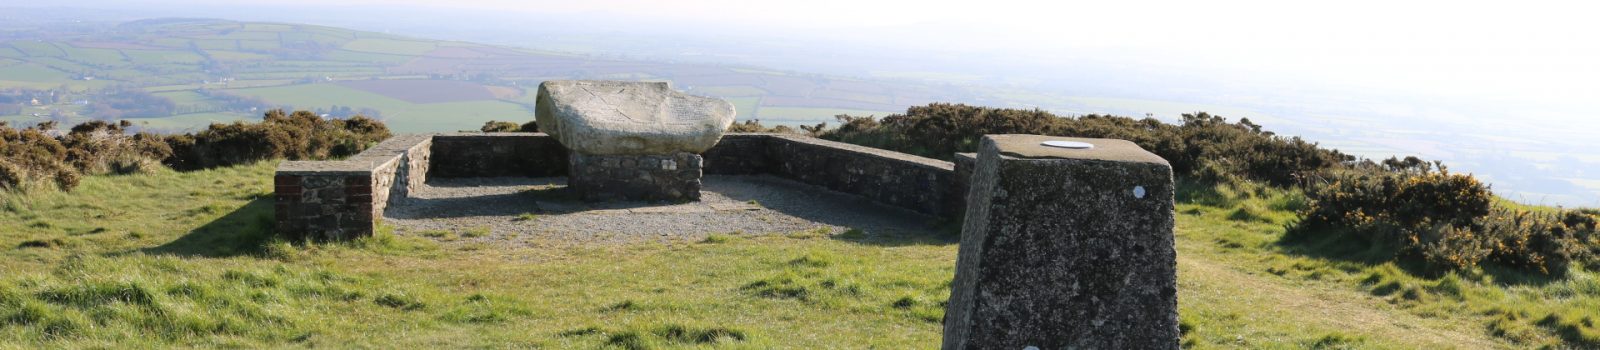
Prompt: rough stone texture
<box><xmin>568</xmin><ymin>152</ymin><xmax>703</xmax><ymax>201</ymax></box>
<box><xmin>275</xmin><ymin>134</ymin><xmax>431</xmax><ymax>240</ymax></box>
<box><xmin>429</xmin><ymin>133</ymin><xmax>567</xmax><ymax>178</ymax></box>
<box><xmin>943</xmin><ymin>135</ymin><xmax>1178</xmax><ymax>350</ymax></box>
<box><xmin>951</xmin><ymin>152</ymin><xmax>977</xmax><ymax>219</ymax></box>
<box><xmin>765</xmin><ymin>134</ymin><xmax>958</xmax><ymax>217</ymax></box>
<box><xmin>535</xmin><ymin>80</ymin><xmax>735</xmax><ymax>155</ymax></box>
<box><xmin>702</xmin><ymin>133</ymin><xmax>774</xmax><ymax>175</ymax></box>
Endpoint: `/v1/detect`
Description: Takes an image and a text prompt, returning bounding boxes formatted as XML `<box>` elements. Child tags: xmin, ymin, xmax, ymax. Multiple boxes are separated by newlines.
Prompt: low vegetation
<box><xmin>0</xmin><ymin>109</ymin><xmax>388</xmax><ymax>190</ymax></box>
<box><xmin>793</xmin><ymin>103</ymin><xmax>1600</xmax><ymax>276</ymax></box>
<box><xmin>2</xmin><ymin>101</ymin><xmax>1597</xmax><ymax>347</ymax></box>
<box><xmin>479</xmin><ymin>120</ymin><xmax>538</xmax><ymax>133</ymax></box>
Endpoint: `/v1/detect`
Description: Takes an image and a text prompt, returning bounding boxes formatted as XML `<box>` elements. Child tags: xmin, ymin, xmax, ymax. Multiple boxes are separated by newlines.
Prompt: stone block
<box><xmin>568</xmin><ymin>151</ymin><xmax>703</xmax><ymax>201</ymax></box>
<box><xmin>942</xmin><ymin>134</ymin><xmax>1178</xmax><ymax>349</ymax></box>
<box><xmin>536</xmin><ymin>80</ymin><xmax>735</xmax><ymax>155</ymax></box>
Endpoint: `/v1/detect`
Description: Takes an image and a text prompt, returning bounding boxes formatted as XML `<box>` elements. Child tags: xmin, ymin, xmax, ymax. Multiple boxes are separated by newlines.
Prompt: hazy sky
<box><xmin>174</xmin><ymin>0</ymin><xmax>1593</xmax><ymax>111</ymax></box>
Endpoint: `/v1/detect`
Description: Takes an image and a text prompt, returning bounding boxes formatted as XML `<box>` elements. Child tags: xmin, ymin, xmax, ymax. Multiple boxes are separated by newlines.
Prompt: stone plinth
<box><xmin>569</xmin><ymin>152</ymin><xmax>703</xmax><ymax>201</ymax></box>
<box><xmin>942</xmin><ymin>134</ymin><xmax>1178</xmax><ymax>349</ymax></box>
<box><xmin>535</xmin><ymin>80</ymin><xmax>735</xmax><ymax>201</ymax></box>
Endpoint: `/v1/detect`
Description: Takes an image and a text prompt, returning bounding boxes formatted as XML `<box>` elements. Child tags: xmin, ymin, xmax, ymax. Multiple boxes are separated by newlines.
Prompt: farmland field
<box><xmin>229</xmin><ymin>84</ymin><xmax>532</xmax><ymax>132</ymax></box>
<box><xmin>336</xmin><ymin>80</ymin><xmax>499</xmax><ymax>104</ymax></box>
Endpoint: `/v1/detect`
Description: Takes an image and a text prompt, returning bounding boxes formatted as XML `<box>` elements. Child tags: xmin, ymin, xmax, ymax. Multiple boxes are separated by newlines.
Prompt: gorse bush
<box><xmin>0</xmin><ymin>109</ymin><xmax>390</xmax><ymax>191</ymax></box>
<box><xmin>1297</xmin><ymin>163</ymin><xmax>1496</xmax><ymax>270</ymax></box>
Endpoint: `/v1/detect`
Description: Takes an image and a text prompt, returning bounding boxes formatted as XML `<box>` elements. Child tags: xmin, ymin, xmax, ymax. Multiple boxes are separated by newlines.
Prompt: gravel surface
<box><xmin>383</xmin><ymin>175</ymin><xmax>938</xmax><ymax>245</ymax></box>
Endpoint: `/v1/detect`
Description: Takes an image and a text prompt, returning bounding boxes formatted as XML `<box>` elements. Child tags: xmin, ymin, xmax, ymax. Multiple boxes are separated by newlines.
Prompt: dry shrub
<box><xmin>1</xmin><ymin>109</ymin><xmax>391</xmax><ymax>192</ymax></box>
<box><xmin>164</xmin><ymin>109</ymin><xmax>391</xmax><ymax>170</ymax></box>
<box><xmin>0</xmin><ymin>122</ymin><xmax>77</xmax><ymax>190</ymax></box>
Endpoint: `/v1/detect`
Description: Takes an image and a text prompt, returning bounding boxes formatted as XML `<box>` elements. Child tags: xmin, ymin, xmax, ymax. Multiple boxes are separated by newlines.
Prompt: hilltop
<box><xmin>0</xmin><ymin>18</ymin><xmax>966</xmax><ymax>132</ymax></box>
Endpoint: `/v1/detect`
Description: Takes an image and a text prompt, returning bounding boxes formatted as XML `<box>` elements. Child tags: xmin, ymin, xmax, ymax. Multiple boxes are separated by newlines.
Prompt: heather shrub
<box><xmin>164</xmin><ymin>109</ymin><xmax>390</xmax><ymax>170</ymax></box>
<box><xmin>480</xmin><ymin>120</ymin><xmax>539</xmax><ymax>133</ymax></box>
<box><xmin>726</xmin><ymin>119</ymin><xmax>799</xmax><ymax>134</ymax></box>
<box><xmin>818</xmin><ymin>103</ymin><xmax>1346</xmax><ymax>187</ymax></box>
<box><xmin>480</xmin><ymin>120</ymin><xmax>519</xmax><ymax>132</ymax></box>
<box><xmin>2</xmin><ymin>109</ymin><xmax>391</xmax><ymax>193</ymax></box>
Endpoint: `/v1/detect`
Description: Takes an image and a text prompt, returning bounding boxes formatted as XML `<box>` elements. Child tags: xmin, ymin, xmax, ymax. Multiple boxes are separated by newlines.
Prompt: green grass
<box><xmin>121</xmin><ymin>49</ymin><xmax>206</xmax><ymax>65</ymax></box>
<box><xmin>755</xmin><ymin>107</ymin><xmax>896</xmax><ymax>124</ymax></box>
<box><xmin>4</xmin><ymin>162</ymin><xmax>1594</xmax><ymax>347</ymax></box>
<box><xmin>0</xmin><ymin>63</ymin><xmax>71</xmax><ymax>82</ymax></box>
<box><xmin>8</xmin><ymin>42</ymin><xmax>65</xmax><ymax>57</ymax></box>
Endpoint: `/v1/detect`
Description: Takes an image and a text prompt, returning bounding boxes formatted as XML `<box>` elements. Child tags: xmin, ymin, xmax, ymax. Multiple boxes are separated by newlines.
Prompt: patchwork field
<box><xmin>336</xmin><ymin>80</ymin><xmax>499</xmax><ymax>104</ymax></box>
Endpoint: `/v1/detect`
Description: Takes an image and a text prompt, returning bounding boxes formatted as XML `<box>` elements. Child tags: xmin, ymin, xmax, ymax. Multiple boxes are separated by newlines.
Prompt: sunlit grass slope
<box><xmin>0</xmin><ymin>163</ymin><xmax>1593</xmax><ymax>348</ymax></box>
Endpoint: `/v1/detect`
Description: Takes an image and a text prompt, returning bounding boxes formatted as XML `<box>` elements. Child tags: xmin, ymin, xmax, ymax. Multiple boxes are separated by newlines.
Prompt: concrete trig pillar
<box><xmin>943</xmin><ymin>135</ymin><xmax>1178</xmax><ymax>349</ymax></box>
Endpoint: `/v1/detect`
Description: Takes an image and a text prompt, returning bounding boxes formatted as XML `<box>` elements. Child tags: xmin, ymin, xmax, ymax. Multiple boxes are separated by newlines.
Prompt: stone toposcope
<box><xmin>943</xmin><ymin>134</ymin><xmax>1178</xmax><ymax>349</ymax></box>
<box><xmin>535</xmin><ymin>80</ymin><xmax>736</xmax><ymax>155</ymax></box>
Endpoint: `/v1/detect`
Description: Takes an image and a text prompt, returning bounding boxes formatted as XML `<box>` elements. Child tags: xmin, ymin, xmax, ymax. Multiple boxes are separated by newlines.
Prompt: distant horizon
<box><xmin>2</xmin><ymin>2</ymin><xmax>1598</xmax><ymax>207</ymax></box>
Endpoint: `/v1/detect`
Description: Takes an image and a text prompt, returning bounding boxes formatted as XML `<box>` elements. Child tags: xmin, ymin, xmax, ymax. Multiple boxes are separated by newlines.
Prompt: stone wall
<box><xmin>275</xmin><ymin>135</ymin><xmax>431</xmax><ymax>240</ymax></box>
<box><xmin>765</xmin><ymin>135</ymin><xmax>959</xmax><ymax>217</ymax></box>
<box><xmin>429</xmin><ymin>133</ymin><xmax>567</xmax><ymax>178</ymax></box>
<box><xmin>950</xmin><ymin>153</ymin><xmax>977</xmax><ymax>219</ymax></box>
<box><xmin>702</xmin><ymin>134</ymin><xmax>774</xmax><ymax>175</ymax></box>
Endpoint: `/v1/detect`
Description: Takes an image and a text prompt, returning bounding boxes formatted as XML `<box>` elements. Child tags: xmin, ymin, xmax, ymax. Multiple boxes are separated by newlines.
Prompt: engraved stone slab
<box><xmin>536</xmin><ymin>80</ymin><xmax>736</xmax><ymax>155</ymax></box>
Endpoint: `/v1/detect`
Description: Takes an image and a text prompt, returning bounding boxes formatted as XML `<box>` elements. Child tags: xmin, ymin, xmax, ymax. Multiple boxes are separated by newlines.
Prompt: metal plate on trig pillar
<box><xmin>1041</xmin><ymin>140</ymin><xmax>1094</xmax><ymax>150</ymax></box>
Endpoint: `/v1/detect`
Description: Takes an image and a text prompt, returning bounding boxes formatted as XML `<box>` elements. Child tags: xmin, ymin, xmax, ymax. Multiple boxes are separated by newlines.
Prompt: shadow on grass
<box><xmin>141</xmin><ymin>198</ymin><xmax>276</xmax><ymax>258</ymax></box>
<box><xmin>828</xmin><ymin>227</ymin><xmax>960</xmax><ymax>247</ymax></box>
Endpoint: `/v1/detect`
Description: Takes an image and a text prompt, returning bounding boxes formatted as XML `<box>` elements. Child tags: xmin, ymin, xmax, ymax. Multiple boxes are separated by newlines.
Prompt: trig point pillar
<box><xmin>943</xmin><ymin>135</ymin><xmax>1178</xmax><ymax>349</ymax></box>
<box><xmin>535</xmin><ymin>80</ymin><xmax>735</xmax><ymax>201</ymax></box>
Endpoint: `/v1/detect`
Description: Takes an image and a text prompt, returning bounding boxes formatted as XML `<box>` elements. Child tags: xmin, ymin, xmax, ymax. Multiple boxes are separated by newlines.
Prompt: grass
<box><xmin>0</xmin><ymin>161</ymin><xmax>1594</xmax><ymax>348</ymax></box>
<box><xmin>513</xmin><ymin>213</ymin><xmax>539</xmax><ymax>222</ymax></box>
